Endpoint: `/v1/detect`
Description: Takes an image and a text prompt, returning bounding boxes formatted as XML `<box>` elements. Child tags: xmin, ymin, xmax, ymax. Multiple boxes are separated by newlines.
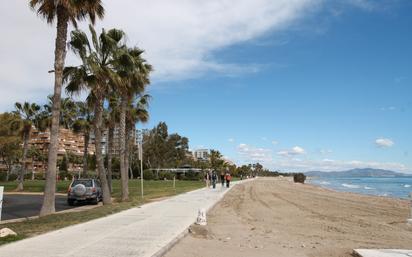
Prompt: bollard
<box><xmin>408</xmin><ymin>192</ymin><xmax>412</xmax><ymax>225</ymax></box>
<box><xmin>196</xmin><ymin>208</ymin><xmax>207</xmax><ymax>226</ymax></box>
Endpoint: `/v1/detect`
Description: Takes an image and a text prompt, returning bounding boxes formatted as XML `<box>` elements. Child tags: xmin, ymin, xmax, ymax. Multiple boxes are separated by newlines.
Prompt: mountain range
<box><xmin>305</xmin><ymin>168</ymin><xmax>409</xmax><ymax>178</ymax></box>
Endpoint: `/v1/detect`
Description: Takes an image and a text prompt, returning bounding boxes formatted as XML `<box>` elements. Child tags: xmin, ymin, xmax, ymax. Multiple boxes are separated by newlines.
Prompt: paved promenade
<box><xmin>0</xmin><ymin>180</ymin><xmax>248</xmax><ymax>257</ymax></box>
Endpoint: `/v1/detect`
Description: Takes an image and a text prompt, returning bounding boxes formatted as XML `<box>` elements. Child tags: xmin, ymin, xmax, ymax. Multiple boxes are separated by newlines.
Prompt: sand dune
<box><xmin>165</xmin><ymin>177</ymin><xmax>412</xmax><ymax>257</ymax></box>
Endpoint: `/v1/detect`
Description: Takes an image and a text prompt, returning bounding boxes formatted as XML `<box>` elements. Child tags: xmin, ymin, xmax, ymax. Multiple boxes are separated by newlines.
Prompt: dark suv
<box><xmin>67</xmin><ymin>179</ymin><xmax>102</xmax><ymax>206</ymax></box>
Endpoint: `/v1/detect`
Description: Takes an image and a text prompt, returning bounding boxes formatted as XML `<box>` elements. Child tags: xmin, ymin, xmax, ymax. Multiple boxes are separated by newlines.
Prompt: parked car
<box><xmin>67</xmin><ymin>179</ymin><xmax>102</xmax><ymax>206</ymax></box>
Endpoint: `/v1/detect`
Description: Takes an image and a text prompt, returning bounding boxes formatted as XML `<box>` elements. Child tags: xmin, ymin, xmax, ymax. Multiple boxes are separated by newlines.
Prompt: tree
<box><xmin>27</xmin><ymin>146</ymin><xmax>47</xmax><ymax>180</ymax></box>
<box><xmin>30</xmin><ymin>0</ymin><xmax>104</xmax><ymax>217</ymax></box>
<box><xmin>65</xmin><ymin>25</ymin><xmax>127</xmax><ymax>205</ymax></box>
<box><xmin>142</xmin><ymin>122</ymin><xmax>192</xmax><ymax>170</ymax></box>
<box><xmin>125</xmin><ymin>94</ymin><xmax>150</xmax><ymax>180</ymax></box>
<box><xmin>0</xmin><ymin>137</ymin><xmax>22</xmax><ymax>181</ymax></box>
<box><xmin>104</xmin><ymin>95</ymin><xmax>121</xmax><ymax>192</ymax></box>
<box><xmin>210</xmin><ymin>150</ymin><xmax>225</xmax><ymax>171</ymax></box>
<box><xmin>13</xmin><ymin>102</ymin><xmax>41</xmax><ymax>191</ymax></box>
<box><xmin>112</xmin><ymin>47</ymin><xmax>152</xmax><ymax>201</ymax></box>
<box><xmin>73</xmin><ymin>101</ymin><xmax>93</xmax><ymax>177</ymax></box>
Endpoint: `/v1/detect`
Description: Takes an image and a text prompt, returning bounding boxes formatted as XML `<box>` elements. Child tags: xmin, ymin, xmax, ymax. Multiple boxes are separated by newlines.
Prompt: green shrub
<box><xmin>293</xmin><ymin>173</ymin><xmax>306</xmax><ymax>184</ymax></box>
<box><xmin>158</xmin><ymin>171</ymin><xmax>175</xmax><ymax>180</ymax></box>
<box><xmin>143</xmin><ymin>170</ymin><xmax>155</xmax><ymax>180</ymax></box>
<box><xmin>8</xmin><ymin>174</ymin><xmax>18</xmax><ymax>181</ymax></box>
<box><xmin>58</xmin><ymin>171</ymin><xmax>73</xmax><ymax>181</ymax></box>
<box><xmin>0</xmin><ymin>172</ymin><xmax>8</xmax><ymax>181</ymax></box>
<box><xmin>182</xmin><ymin>171</ymin><xmax>201</xmax><ymax>181</ymax></box>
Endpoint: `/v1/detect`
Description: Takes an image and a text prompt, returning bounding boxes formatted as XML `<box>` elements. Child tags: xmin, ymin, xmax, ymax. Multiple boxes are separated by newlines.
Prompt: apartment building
<box><xmin>28</xmin><ymin>128</ymin><xmax>95</xmax><ymax>173</ymax></box>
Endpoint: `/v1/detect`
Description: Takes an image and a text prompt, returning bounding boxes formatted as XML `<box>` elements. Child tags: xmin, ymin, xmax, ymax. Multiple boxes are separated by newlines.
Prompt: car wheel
<box><xmin>91</xmin><ymin>197</ymin><xmax>99</xmax><ymax>205</ymax></box>
<box><xmin>67</xmin><ymin>199</ymin><xmax>75</xmax><ymax>206</ymax></box>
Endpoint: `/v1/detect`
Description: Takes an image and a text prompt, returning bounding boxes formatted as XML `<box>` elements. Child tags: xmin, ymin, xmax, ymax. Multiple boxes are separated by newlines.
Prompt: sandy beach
<box><xmin>164</xmin><ymin>178</ymin><xmax>412</xmax><ymax>257</ymax></box>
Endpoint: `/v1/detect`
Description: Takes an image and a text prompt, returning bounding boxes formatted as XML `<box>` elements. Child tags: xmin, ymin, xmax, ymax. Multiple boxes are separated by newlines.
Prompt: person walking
<box><xmin>225</xmin><ymin>173</ymin><xmax>232</xmax><ymax>188</ymax></box>
<box><xmin>211</xmin><ymin>171</ymin><xmax>217</xmax><ymax>189</ymax></box>
<box><xmin>205</xmin><ymin>171</ymin><xmax>210</xmax><ymax>188</ymax></box>
<box><xmin>220</xmin><ymin>171</ymin><xmax>225</xmax><ymax>187</ymax></box>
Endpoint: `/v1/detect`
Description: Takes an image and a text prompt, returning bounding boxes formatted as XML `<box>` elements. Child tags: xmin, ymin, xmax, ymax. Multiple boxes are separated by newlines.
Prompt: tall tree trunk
<box><xmin>107</xmin><ymin>127</ymin><xmax>113</xmax><ymax>193</ymax></box>
<box><xmin>17</xmin><ymin>130</ymin><xmax>30</xmax><ymax>191</ymax></box>
<box><xmin>6</xmin><ymin>163</ymin><xmax>10</xmax><ymax>182</ymax></box>
<box><xmin>94</xmin><ymin>96</ymin><xmax>112</xmax><ymax>205</ymax></box>
<box><xmin>40</xmin><ymin>8</ymin><xmax>68</xmax><ymax>217</ymax></box>
<box><xmin>119</xmin><ymin>95</ymin><xmax>128</xmax><ymax>201</ymax></box>
<box><xmin>82</xmin><ymin>133</ymin><xmax>89</xmax><ymax>177</ymax></box>
<box><xmin>125</xmin><ymin>125</ymin><xmax>132</xmax><ymax>180</ymax></box>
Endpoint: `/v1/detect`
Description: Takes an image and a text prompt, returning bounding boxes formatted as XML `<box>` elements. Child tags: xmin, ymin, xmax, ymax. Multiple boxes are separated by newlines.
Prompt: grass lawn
<box><xmin>0</xmin><ymin>179</ymin><xmax>204</xmax><ymax>245</ymax></box>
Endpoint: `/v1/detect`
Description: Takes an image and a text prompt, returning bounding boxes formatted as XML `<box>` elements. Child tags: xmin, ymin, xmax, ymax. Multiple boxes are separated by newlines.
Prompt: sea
<box><xmin>308</xmin><ymin>176</ymin><xmax>412</xmax><ymax>199</ymax></box>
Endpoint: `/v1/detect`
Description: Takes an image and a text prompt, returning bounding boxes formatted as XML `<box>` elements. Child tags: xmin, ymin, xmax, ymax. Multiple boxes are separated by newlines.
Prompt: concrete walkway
<box><xmin>0</xmin><ymin>180</ymin><xmax>248</xmax><ymax>257</ymax></box>
<box><xmin>354</xmin><ymin>249</ymin><xmax>412</xmax><ymax>257</ymax></box>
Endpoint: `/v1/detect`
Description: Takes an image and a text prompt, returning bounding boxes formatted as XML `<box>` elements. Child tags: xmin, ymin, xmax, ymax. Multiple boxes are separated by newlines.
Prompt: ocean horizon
<box><xmin>308</xmin><ymin>176</ymin><xmax>412</xmax><ymax>199</ymax></box>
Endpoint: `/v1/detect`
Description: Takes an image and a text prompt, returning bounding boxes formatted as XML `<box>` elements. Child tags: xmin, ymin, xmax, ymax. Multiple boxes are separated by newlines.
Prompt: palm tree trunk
<box><xmin>119</xmin><ymin>95</ymin><xmax>128</xmax><ymax>201</ymax></box>
<box><xmin>125</xmin><ymin>125</ymin><xmax>132</xmax><ymax>180</ymax></box>
<box><xmin>17</xmin><ymin>130</ymin><xmax>30</xmax><ymax>191</ymax></box>
<box><xmin>6</xmin><ymin>163</ymin><xmax>10</xmax><ymax>182</ymax></box>
<box><xmin>82</xmin><ymin>133</ymin><xmax>89</xmax><ymax>177</ymax></box>
<box><xmin>94</xmin><ymin>96</ymin><xmax>112</xmax><ymax>205</ymax></box>
<box><xmin>107</xmin><ymin>127</ymin><xmax>114</xmax><ymax>193</ymax></box>
<box><xmin>40</xmin><ymin>8</ymin><xmax>69</xmax><ymax>217</ymax></box>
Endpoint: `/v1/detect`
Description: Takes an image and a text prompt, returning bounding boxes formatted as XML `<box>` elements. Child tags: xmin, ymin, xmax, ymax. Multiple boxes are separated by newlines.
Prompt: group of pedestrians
<box><xmin>206</xmin><ymin>170</ymin><xmax>231</xmax><ymax>189</ymax></box>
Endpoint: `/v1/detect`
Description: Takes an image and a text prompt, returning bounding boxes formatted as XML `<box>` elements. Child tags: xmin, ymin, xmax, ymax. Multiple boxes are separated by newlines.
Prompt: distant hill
<box><xmin>305</xmin><ymin>168</ymin><xmax>409</xmax><ymax>178</ymax></box>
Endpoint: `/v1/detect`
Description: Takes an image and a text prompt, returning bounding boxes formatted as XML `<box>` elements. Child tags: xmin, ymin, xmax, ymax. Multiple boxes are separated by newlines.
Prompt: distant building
<box><xmin>28</xmin><ymin>128</ymin><xmax>95</xmax><ymax>174</ymax></box>
<box><xmin>26</xmin><ymin>125</ymin><xmax>139</xmax><ymax>175</ymax></box>
<box><xmin>193</xmin><ymin>149</ymin><xmax>210</xmax><ymax>161</ymax></box>
<box><xmin>90</xmin><ymin>126</ymin><xmax>138</xmax><ymax>157</ymax></box>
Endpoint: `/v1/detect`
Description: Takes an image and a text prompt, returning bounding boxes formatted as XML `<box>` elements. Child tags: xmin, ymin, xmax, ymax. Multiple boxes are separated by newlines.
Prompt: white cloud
<box><xmin>228</xmin><ymin>138</ymin><xmax>235</xmax><ymax>143</ymax></box>
<box><xmin>235</xmin><ymin>143</ymin><xmax>410</xmax><ymax>173</ymax></box>
<box><xmin>346</xmin><ymin>0</ymin><xmax>376</xmax><ymax>11</ymax></box>
<box><xmin>375</xmin><ymin>138</ymin><xmax>394</xmax><ymax>148</ymax></box>
<box><xmin>0</xmin><ymin>0</ymin><xmax>321</xmax><ymax>111</ymax></box>
<box><xmin>237</xmin><ymin>143</ymin><xmax>272</xmax><ymax>162</ymax></box>
<box><xmin>319</xmin><ymin>149</ymin><xmax>333</xmax><ymax>155</ymax></box>
<box><xmin>380</xmin><ymin>106</ymin><xmax>396</xmax><ymax>111</ymax></box>
<box><xmin>277</xmin><ymin>146</ymin><xmax>306</xmax><ymax>157</ymax></box>
<box><xmin>272</xmin><ymin>140</ymin><xmax>279</xmax><ymax>145</ymax></box>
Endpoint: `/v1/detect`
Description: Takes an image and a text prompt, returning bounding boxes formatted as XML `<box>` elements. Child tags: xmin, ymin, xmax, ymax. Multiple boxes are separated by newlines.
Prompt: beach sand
<box><xmin>164</xmin><ymin>178</ymin><xmax>412</xmax><ymax>257</ymax></box>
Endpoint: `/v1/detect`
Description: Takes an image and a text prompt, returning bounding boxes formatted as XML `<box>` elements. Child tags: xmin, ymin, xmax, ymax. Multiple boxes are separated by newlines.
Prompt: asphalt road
<box><xmin>1</xmin><ymin>194</ymin><xmax>75</xmax><ymax>221</ymax></box>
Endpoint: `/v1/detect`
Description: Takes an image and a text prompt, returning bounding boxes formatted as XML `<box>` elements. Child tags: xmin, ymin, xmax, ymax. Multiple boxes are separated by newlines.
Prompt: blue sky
<box><xmin>141</xmin><ymin>1</ymin><xmax>412</xmax><ymax>172</ymax></box>
<box><xmin>1</xmin><ymin>0</ymin><xmax>411</xmax><ymax>172</ymax></box>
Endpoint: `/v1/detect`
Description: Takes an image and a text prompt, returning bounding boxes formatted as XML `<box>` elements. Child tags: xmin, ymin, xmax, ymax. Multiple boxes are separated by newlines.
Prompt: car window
<box><xmin>72</xmin><ymin>180</ymin><xmax>93</xmax><ymax>187</ymax></box>
<box><xmin>94</xmin><ymin>180</ymin><xmax>101</xmax><ymax>187</ymax></box>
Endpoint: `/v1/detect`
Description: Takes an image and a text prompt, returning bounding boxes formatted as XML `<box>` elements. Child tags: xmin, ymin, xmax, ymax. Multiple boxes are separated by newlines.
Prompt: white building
<box><xmin>193</xmin><ymin>149</ymin><xmax>210</xmax><ymax>161</ymax></box>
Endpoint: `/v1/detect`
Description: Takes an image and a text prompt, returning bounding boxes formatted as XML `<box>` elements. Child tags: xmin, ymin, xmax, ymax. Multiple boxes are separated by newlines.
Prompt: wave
<box><xmin>404</xmin><ymin>184</ymin><xmax>411</xmax><ymax>188</ymax></box>
<box><xmin>342</xmin><ymin>183</ymin><xmax>360</xmax><ymax>189</ymax></box>
<box><xmin>320</xmin><ymin>181</ymin><xmax>331</xmax><ymax>185</ymax></box>
<box><xmin>364</xmin><ymin>186</ymin><xmax>374</xmax><ymax>190</ymax></box>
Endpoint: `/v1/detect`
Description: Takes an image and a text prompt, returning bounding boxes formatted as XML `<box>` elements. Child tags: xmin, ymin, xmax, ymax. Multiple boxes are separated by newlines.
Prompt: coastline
<box><xmin>165</xmin><ymin>177</ymin><xmax>412</xmax><ymax>257</ymax></box>
<box><xmin>307</xmin><ymin>176</ymin><xmax>412</xmax><ymax>200</ymax></box>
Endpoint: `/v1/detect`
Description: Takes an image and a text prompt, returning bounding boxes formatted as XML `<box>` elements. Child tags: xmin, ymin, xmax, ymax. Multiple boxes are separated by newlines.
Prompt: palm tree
<box><xmin>30</xmin><ymin>0</ymin><xmax>104</xmax><ymax>216</ymax></box>
<box><xmin>60</xmin><ymin>97</ymin><xmax>77</xmax><ymax>129</ymax></box>
<box><xmin>104</xmin><ymin>95</ymin><xmax>120</xmax><ymax>192</ymax></box>
<box><xmin>64</xmin><ymin>25</ymin><xmax>126</xmax><ymax>205</ymax></box>
<box><xmin>73</xmin><ymin>101</ymin><xmax>93</xmax><ymax>177</ymax></box>
<box><xmin>112</xmin><ymin>47</ymin><xmax>152</xmax><ymax>201</ymax></box>
<box><xmin>13</xmin><ymin>102</ymin><xmax>41</xmax><ymax>191</ymax></box>
<box><xmin>125</xmin><ymin>95</ymin><xmax>150</xmax><ymax>179</ymax></box>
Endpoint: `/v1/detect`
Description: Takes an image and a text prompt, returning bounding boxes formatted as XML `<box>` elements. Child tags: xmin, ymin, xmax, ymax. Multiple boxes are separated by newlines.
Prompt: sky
<box><xmin>0</xmin><ymin>0</ymin><xmax>411</xmax><ymax>173</ymax></box>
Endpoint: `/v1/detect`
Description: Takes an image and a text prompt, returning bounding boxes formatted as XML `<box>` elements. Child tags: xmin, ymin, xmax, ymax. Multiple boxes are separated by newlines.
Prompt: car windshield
<box><xmin>71</xmin><ymin>180</ymin><xmax>93</xmax><ymax>187</ymax></box>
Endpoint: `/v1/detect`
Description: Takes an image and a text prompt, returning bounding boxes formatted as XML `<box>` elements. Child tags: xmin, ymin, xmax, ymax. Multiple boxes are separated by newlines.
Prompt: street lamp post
<box><xmin>138</xmin><ymin>130</ymin><xmax>144</xmax><ymax>200</ymax></box>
